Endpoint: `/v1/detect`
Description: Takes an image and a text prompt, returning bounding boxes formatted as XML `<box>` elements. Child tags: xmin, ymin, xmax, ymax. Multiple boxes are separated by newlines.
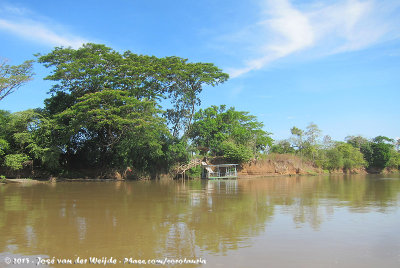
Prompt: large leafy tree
<box><xmin>0</xmin><ymin>59</ymin><xmax>34</xmax><ymax>101</ymax></box>
<box><xmin>56</xmin><ymin>90</ymin><xmax>170</xmax><ymax>171</ymax></box>
<box><xmin>37</xmin><ymin>43</ymin><xmax>228</xmax><ymax>136</ymax></box>
<box><xmin>369</xmin><ymin>136</ymin><xmax>394</xmax><ymax>169</ymax></box>
<box><xmin>188</xmin><ymin>105</ymin><xmax>272</xmax><ymax>162</ymax></box>
<box><xmin>160</xmin><ymin>57</ymin><xmax>229</xmax><ymax>136</ymax></box>
<box><xmin>346</xmin><ymin>135</ymin><xmax>394</xmax><ymax>170</ymax></box>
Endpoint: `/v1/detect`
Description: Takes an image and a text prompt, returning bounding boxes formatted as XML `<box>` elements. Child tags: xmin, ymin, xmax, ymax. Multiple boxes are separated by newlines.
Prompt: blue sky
<box><xmin>0</xmin><ymin>0</ymin><xmax>399</xmax><ymax>141</ymax></box>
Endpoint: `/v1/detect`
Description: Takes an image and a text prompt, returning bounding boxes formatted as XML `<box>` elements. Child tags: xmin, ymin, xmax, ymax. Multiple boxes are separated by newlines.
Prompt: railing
<box><xmin>174</xmin><ymin>159</ymin><xmax>202</xmax><ymax>177</ymax></box>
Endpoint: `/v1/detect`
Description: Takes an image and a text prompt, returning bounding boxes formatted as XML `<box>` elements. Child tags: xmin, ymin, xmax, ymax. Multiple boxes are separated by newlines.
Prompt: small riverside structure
<box><xmin>202</xmin><ymin>164</ymin><xmax>238</xmax><ymax>179</ymax></box>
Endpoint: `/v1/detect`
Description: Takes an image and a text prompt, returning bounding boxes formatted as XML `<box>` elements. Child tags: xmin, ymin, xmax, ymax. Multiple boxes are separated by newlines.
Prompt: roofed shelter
<box><xmin>202</xmin><ymin>164</ymin><xmax>238</xmax><ymax>179</ymax></box>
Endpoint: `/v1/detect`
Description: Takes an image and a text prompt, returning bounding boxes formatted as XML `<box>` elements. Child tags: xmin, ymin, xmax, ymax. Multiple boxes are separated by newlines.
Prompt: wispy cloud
<box><xmin>228</xmin><ymin>0</ymin><xmax>400</xmax><ymax>77</ymax></box>
<box><xmin>0</xmin><ymin>4</ymin><xmax>88</xmax><ymax>48</ymax></box>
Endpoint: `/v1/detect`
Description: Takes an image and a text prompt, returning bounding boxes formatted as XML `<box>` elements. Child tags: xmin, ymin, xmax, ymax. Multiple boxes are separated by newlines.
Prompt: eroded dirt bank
<box><xmin>237</xmin><ymin>154</ymin><xmax>368</xmax><ymax>178</ymax></box>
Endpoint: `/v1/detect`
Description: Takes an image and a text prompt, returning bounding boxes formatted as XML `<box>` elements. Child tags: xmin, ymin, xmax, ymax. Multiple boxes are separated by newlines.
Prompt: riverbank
<box><xmin>2</xmin><ymin>153</ymin><xmax>397</xmax><ymax>182</ymax></box>
<box><xmin>238</xmin><ymin>154</ymin><xmax>369</xmax><ymax>178</ymax></box>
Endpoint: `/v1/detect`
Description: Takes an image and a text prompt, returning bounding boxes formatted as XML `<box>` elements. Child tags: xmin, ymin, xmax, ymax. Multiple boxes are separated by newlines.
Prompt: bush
<box><xmin>187</xmin><ymin>166</ymin><xmax>202</xmax><ymax>178</ymax></box>
<box><xmin>370</xmin><ymin>143</ymin><xmax>392</xmax><ymax>169</ymax></box>
<box><xmin>323</xmin><ymin>148</ymin><xmax>343</xmax><ymax>170</ymax></box>
<box><xmin>4</xmin><ymin>154</ymin><xmax>30</xmax><ymax>171</ymax></box>
<box><xmin>221</xmin><ymin>141</ymin><xmax>252</xmax><ymax>163</ymax></box>
<box><xmin>387</xmin><ymin>151</ymin><xmax>400</xmax><ymax>170</ymax></box>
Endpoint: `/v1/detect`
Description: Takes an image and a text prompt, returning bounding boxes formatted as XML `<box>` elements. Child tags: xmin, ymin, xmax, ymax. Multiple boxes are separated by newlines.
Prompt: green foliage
<box><xmin>188</xmin><ymin>105</ymin><xmax>272</xmax><ymax>162</ymax></box>
<box><xmin>355</xmin><ymin>136</ymin><xmax>394</xmax><ymax>170</ymax></box>
<box><xmin>0</xmin><ymin>59</ymin><xmax>34</xmax><ymax>101</ymax></box>
<box><xmin>56</xmin><ymin>90</ymin><xmax>170</xmax><ymax>172</ymax></box>
<box><xmin>318</xmin><ymin>142</ymin><xmax>366</xmax><ymax>171</ymax></box>
<box><xmin>4</xmin><ymin>154</ymin><xmax>30</xmax><ymax>171</ymax></box>
<box><xmin>163</xmin><ymin>138</ymin><xmax>190</xmax><ymax>168</ymax></box>
<box><xmin>221</xmin><ymin>141</ymin><xmax>253</xmax><ymax>163</ymax></box>
<box><xmin>323</xmin><ymin>148</ymin><xmax>343</xmax><ymax>170</ymax></box>
<box><xmin>187</xmin><ymin>166</ymin><xmax>202</xmax><ymax>179</ymax></box>
<box><xmin>161</xmin><ymin>58</ymin><xmax>229</xmax><ymax>136</ymax></box>
<box><xmin>387</xmin><ymin>150</ymin><xmax>400</xmax><ymax>169</ymax></box>
<box><xmin>290</xmin><ymin>126</ymin><xmax>304</xmax><ymax>152</ymax></box>
<box><xmin>345</xmin><ymin>135</ymin><xmax>370</xmax><ymax>149</ymax></box>
<box><xmin>290</xmin><ymin>123</ymin><xmax>321</xmax><ymax>160</ymax></box>
<box><xmin>0</xmin><ymin>109</ymin><xmax>61</xmax><ymax>171</ymax></box>
<box><xmin>335</xmin><ymin>142</ymin><xmax>366</xmax><ymax>170</ymax></box>
<box><xmin>305</xmin><ymin>122</ymin><xmax>321</xmax><ymax>145</ymax></box>
<box><xmin>270</xmin><ymin>140</ymin><xmax>295</xmax><ymax>154</ymax></box>
<box><xmin>58</xmin><ymin>90</ymin><xmax>161</xmax><ymax>148</ymax></box>
<box><xmin>370</xmin><ymin>142</ymin><xmax>392</xmax><ymax>169</ymax></box>
<box><xmin>0</xmin><ymin>139</ymin><xmax>8</xmax><ymax>157</ymax></box>
<box><xmin>37</xmin><ymin>43</ymin><xmax>228</xmax><ymax>137</ymax></box>
<box><xmin>32</xmin><ymin>43</ymin><xmax>229</xmax><ymax>176</ymax></box>
<box><xmin>373</xmin><ymin>136</ymin><xmax>394</xmax><ymax>144</ymax></box>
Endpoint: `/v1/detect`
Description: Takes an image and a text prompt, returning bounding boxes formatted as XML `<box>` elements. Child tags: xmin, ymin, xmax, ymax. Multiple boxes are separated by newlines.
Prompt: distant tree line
<box><xmin>270</xmin><ymin>123</ymin><xmax>400</xmax><ymax>172</ymax></box>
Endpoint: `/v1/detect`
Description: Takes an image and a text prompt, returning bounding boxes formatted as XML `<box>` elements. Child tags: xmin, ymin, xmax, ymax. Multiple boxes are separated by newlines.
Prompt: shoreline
<box><xmin>2</xmin><ymin>171</ymin><xmax>398</xmax><ymax>184</ymax></box>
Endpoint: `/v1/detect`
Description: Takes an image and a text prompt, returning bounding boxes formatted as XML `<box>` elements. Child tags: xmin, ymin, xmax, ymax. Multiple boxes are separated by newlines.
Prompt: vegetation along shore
<box><xmin>1</xmin><ymin>44</ymin><xmax>399</xmax><ymax>180</ymax></box>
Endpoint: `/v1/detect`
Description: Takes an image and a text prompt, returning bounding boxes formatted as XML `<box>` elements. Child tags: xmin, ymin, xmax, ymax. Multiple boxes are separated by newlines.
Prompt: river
<box><xmin>1</xmin><ymin>174</ymin><xmax>400</xmax><ymax>267</ymax></box>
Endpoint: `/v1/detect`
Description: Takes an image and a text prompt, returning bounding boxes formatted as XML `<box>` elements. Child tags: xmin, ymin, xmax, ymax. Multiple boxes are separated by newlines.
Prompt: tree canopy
<box><xmin>0</xmin><ymin>59</ymin><xmax>34</xmax><ymax>101</ymax></box>
<box><xmin>37</xmin><ymin>43</ymin><xmax>228</xmax><ymax>136</ymax></box>
<box><xmin>188</xmin><ymin>105</ymin><xmax>272</xmax><ymax>162</ymax></box>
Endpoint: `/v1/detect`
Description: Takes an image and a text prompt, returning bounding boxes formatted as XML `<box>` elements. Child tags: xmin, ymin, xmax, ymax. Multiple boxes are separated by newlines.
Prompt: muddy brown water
<box><xmin>1</xmin><ymin>174</ymin><xmax>400</xmax><ymax>267</ymax></box>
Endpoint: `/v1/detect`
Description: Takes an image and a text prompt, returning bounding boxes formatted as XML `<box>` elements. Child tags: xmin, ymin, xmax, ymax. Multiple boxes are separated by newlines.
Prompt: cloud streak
<box><xmin>0</xmin><ymin>4</ymin><xmax>88</xmax><ymax>48</ymax></box>
<box><xmin>229</xmin><ymin>0</ymin><xmax>400</xmax><ymax>77</ymax></box>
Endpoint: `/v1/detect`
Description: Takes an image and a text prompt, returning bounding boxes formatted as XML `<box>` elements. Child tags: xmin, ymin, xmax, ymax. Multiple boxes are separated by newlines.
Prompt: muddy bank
<box><xmin>236</xmin><ymin>155</ymin><xmax>368</xmax><ymax>178</ymax></box>
<box><xmin>238</xmin><ymin>158</ymin><xmax>319</xmax><ymax>178</ymax></box>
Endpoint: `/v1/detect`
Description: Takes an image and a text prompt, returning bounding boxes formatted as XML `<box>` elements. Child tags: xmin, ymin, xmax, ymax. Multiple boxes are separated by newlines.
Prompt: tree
<box><xmin>0</xmin><ymin>59</ymin><xmax>34</xmax><ymax>101</ymax></box>
<box><xmin>335</xmin><ymin>142</ymin><xmax>366</xmax><ymax>170</ymax></box>
<box><xmin>322</xmin><ymin>135</ymin><xmax>333</xmax><ymax>149</ymax></box>
<box><xmin>160</xmin><ymin>58</ymin><xmax>229</xmax><ymax>136</ymax></box>
<box><xmin>4</xmin><ymin>154</ymin><xmax>30</xmax><ymax>172</ymax></box>
<box><xmin>323</xmin><ymin>148</ymin><xmax>343</xmax><ymax>171</ymax></box>
<box><xmin>2</xmin><ymin>109</ymin><xmax>61</xmax><ymax>171</ymax></box>
<box><xmin>270</xmin><ymin>140</ymin><xmax>295</xmax><ymax>154</ymax></box>
<box><xmin>56</xmin><ymin>90</ymin><xmax>169</xmax><ymax>171</ymax></box>
<box><xmin>356</xmin><ymin>136</ymin><xmax>395</xmax><ymax>170</ymax></box>
<box><xmin>305</xmin><ymin>122</ymin><xmax>321</xmax><ymax>145</ymax></box>
<box><xmin>373</xmin><ymin>135</ymin><xmax>394</xmax><ymax>144</ymax></box>
<box><xmin>0</xmin><ymin>110</ymin><xmax>10</xmax><ymax>159</ymax></box>
<box><xmin>37</xmin><ymin>43</ymin><xmax>228</xmax><ymax>137</ymax></box>
<box><xmin>345</xmin><ymin>135</ymin><xmax>370</xmax><ymax>149</ymax></box>
<box><xmin>370</xmin><ymin>140</ymin><xmax>392</xmax><ymax>169</ymax></box>
<box><xmin>290</xmin><ymin>126</ymin><xmax>304</xmax><ymax>154</ymax></box>
<box><xmin>188</xmin><ymin>105</ymin><xmax>272</xmax><ymax>162</ymax></box>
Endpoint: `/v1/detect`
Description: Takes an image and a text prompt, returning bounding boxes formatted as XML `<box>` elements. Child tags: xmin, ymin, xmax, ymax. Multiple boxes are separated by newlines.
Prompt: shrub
<box><xmin>221</xmin><ymin>141</ymin><xmax>252</xmax><ymax>163</ymax></box>
<box><xmin>4</xmin><ymin>154</ymin><xmax>30</xmax><ymax>171</ymax></box>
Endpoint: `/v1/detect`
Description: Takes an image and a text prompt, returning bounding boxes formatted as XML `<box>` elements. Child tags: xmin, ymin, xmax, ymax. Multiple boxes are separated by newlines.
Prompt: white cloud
<box><xmin>230</xmin><ymin>0</ymin><xmax>314</xmax><ymax>77</ymax></box>
<box><xmin>229</xmin><ymin>0</ymin><xmax>400</xmax><ymax>78</ymax></box>
<box><xmin>0</xmin><ymin>4</ymin><xmax>88</xmax><ymax>48</ymax></box>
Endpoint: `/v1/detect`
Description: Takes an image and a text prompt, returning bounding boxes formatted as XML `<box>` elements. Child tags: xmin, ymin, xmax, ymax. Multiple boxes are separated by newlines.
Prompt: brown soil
<box><xmin>237</xmin><ymin>154</ymin><xmax>320</xmax><ymax>178</ymax></box>
<box><xmin>235</xmin><ymin>154</ymin><xmax>368</xmax><ymax>178</ymax></box>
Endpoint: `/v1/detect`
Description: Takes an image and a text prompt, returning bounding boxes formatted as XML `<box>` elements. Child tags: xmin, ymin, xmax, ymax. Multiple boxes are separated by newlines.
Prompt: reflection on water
<box><xmin>1</xmin><ymin>175</ymin><xmax>400</xmax><ymax>267</ymax></box>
